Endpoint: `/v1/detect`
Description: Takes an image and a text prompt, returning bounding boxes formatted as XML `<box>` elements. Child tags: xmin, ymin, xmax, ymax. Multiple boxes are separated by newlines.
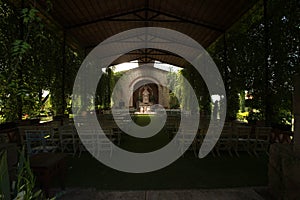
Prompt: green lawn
<box><xmin>133</xmin><ymin>114</ymin><xmax>151</xmax><ymax>126</ymax></box>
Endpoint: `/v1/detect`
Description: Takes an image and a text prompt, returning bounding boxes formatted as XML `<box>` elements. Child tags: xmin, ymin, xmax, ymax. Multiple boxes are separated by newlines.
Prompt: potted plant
<box><xmin>0</xmin><ymin>149</ymin><xmax>53</xmax><ymax>200</ymax></box>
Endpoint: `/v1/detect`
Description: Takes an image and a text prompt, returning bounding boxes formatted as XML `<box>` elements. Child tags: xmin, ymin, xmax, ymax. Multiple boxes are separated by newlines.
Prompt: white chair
<box><xmin>78</xmin><ymin>129</ymin><xmax>97</xmax><ymax>157</ymax></box>
<box><xmin>254</xmin><ymin>127</ymin><xmax>272</xmax><ymax>156</ymax></box>
<box><xmin>111</xmin><ymin>127</ymin><xmax>122</xmax><ymax>145</ymax></box>
<box><xmin>59</xmin><ymin>125</ymin><xmax>78</xmax><ymax>156</ymax></box>
<box><xmin>215</xmin><ymin>125</ymin><xmax>234</xmax><ymax>157</ymax></box>
<box><xmin>165</xmin><ymin>118</ymin><xmax>179</xmax><ymax>139</ymax></box>
<box><xmin>234</xmin><ymin>126</ymin><xmax>252</xmax><ymax>156</ymax></box>
<box><xmin>78</xmin><ymin>128</ymin><xmax>114</xmax><ymax>157</ymax></box>
<box><xmin>25</xmin><ymin>129</ymin><xmax>58</xmax><ymax>156</ymax></box>
<box><xmin>98</xmin><ymin>129</ymin><xmax>114</xmax><ymax>157</ymax></box>
<box><xmin>176</xmin><ymin>128</ymin><xmax>197</xmax><ymax>157</ymax></box>
<box><xmin>197</xmin><ymin>127</ymin><xmax>219</xmax><ymax>157</ymax></box>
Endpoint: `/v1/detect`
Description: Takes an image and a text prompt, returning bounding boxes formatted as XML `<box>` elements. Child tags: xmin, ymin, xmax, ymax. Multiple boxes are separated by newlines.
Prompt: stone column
<box><xmin>163</xmin><ymin>86</ymin><xmax>170</xmax><ymax>108</ymax></box>
<box><xmin>158</xmin><ymin>86</ymin><xmax>163</xmax><ymax>106</ymax></box>
<box><xmin>128</xmin><ymin>89</ymin><xmax>132</xmax><ymax>107</ymax></box>
<box><xmin>294</xmin><ymin>75</ymin><xmax>300</xmax><ymax>153</ymax></box>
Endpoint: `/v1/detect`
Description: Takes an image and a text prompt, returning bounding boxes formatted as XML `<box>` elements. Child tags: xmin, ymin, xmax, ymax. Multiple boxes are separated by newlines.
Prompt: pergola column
<box><xmin>17</xmin><ymin>0</ymin><xmax>25</xmax><ymax>120</ymax></box>
<box><xmin>264</xmin><ymin>0</ymin><xmax>271</xmax><ymax>125</ymax></box>
<box><xmin>294</xmin><ymin>75</ymin><xmax>300</xmax><ymax>153</ymax></box>
<box><xmin>61</xmin><ymin>31</ymin><xmax>66</xmax><ymax>115</ymax></box>
<box><xmin>129</xmin><ymin>88</ymin><xmax>134</xmax><ymax>107</ymax></box>
<box><xmin>163</xmin><ymin>87</ymin><xmax>170</xmax><ymax>108</ymax></box>
<box><xmin>158</xmin><ymin>86</ymin><xmax>163</xmax><ymax>106</ymax></box>
<box><xmin>223</xmin><ymin>33</ymin><xmax>229</xmax><ymax>92</ymax></box>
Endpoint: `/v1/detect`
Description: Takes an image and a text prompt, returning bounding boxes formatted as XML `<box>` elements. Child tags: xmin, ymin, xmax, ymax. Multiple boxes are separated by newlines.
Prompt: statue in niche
<box><xmin>142</xmin><ymin>87</ymin><xmax>150</xmax><ymax>103</ymax></box>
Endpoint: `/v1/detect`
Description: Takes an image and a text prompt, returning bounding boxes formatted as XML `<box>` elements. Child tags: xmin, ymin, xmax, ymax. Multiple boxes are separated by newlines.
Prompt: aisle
<box><xmin>56</xmin><ymin>188</ymin><xmax>267</xmax><ymax>200</ymax></box>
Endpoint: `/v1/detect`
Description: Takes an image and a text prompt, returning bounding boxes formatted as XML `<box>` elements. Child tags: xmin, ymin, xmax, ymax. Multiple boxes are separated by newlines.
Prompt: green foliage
<box><xmin>0</xmin><ymin>0</ymin><xmax>84</xmax><ymax>121</ymax></box>
<box><xmin>237</xmin><ymin>111</ymin><xmax>248</xmax><ymax>122</ymax></box>
<box><xmin>239</xmin><ymin>92</ymin><xmax>246</xmax><ymax>112</ymax></box>
<box><xmin>21</xmin><ymin>8</ymin><xmax>39</xmax><ymax>24</ymax></box>
<box><xmin>0</xmin><ymin>148</ymin><xmax>52</xmax><ymax>200</ymax></box>
<box><xmin>11</xmin><ymin>40</ymin><xmax>31</xmax><ymax>58</ymax></box>
<box><xmin>226</xmin><ymin>90</ymin><xmax>240</xmax><ymax>120</ymax></box>
<box><xmin>14</xmin><ymin>149</ymin><xmax>45</xmax><ymax>200</ymax></box>
<box><xmin>272</xmin><ymin>108</ymin><xmax>292</xmax><ymax>126</ymax></box>
<box><xmin>95</xmin><ymin>67</ymin><xmax>119</xmax><ymax>110</ymax></box>
<box><xmin>208</xmin><ymin>0</ymin><xmax>299</xmax><ymax>124</ymax></box>
<box><xmin>246</xmin><ymin>110</ymin><xmax>263</xmax><ymax>123</ymax></box>
<box><xmin>0</xmin><ymin>151</ymin><xmax>10</xmax><ymax>200</ymax></box>
<box><xmin>169</xmin><ymin>93</ymin><xmax>180</xmax><ymax>109</ymax></box>
<box><xmin>166</xmin><ymin>67</ymin><xmax>213</xmax><ymax>113</ymax></box>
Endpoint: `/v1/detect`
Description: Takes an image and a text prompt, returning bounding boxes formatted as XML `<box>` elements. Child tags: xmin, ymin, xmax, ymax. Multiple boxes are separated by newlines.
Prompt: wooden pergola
<box><xmin>32</xmin><ymin>0</ymin><xmax>259</xmax><ymax>67</ymax></box>
<box><xmin>34</xmin><ymin>1</ymin><xmax>300</xmax><ymax>156</ymax></box>
<box><xmin>17</xmin><ymin>0</ymin><xmax>261</xmax><ymax>115</ymax></box>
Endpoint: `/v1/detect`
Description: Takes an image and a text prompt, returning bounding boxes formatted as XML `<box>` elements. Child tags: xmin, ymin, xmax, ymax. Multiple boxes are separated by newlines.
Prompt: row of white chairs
<box><xmin>172</xmin><ymin>124</ymin><xmax>272</xmax><ymax>157</ymax></box>
<box><xmin>23</xmin><ymin>125</ymin><xmax>121</xmax><ymax>157</ymax></box>
<box><xmin>213</xmin><ymin>126</ymin><xmax>271</xmax><ymax>157</ymax></box>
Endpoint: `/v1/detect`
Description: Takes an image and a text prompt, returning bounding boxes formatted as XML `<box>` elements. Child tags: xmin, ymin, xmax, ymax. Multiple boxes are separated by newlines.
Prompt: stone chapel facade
<box><xmin>112</xmin><ymin>63</ymin><xmax>170</xmax><ymax>110</ymax></box>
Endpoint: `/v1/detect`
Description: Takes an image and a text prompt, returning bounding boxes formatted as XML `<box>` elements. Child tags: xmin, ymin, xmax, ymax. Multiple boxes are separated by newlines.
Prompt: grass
<box><xmin>120</xmin><ymin>114</ymin><xmax>169</xmax><ymax>153</ymax></box>
<box><xmin>59</xmin><ymin>115</ymin><xmax>269</xmax><ymax>190</ymax></box>
<box><xmin>133</xmin><ymin>114</ymin><xmax>151</xmax><ymax>126</ymax></box>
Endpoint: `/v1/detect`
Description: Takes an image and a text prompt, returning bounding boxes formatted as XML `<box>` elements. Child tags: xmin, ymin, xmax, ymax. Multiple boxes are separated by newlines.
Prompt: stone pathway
<box><xmin>55</xmin><ymin>188</ymin><xmax>268</xmax><ymax>200</ymax></box>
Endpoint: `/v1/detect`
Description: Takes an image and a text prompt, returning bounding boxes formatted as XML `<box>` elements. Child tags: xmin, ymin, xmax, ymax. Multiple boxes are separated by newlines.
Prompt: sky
<box><xmin>111</xmin><ymin>60</ymin><xmax>182</xmax><ymax>73</ymax></box>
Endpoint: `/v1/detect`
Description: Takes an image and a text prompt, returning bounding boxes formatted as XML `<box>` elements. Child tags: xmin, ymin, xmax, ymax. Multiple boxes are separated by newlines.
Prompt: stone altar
<box><xmin>138</xmin><ymin>86</ymin><xmax>153</xmax><ymax>113</ymax></box>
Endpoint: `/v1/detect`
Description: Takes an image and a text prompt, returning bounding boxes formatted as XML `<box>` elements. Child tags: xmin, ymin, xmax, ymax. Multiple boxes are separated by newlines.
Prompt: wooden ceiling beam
<box><xmin>66</xmin><ymin>8</ymin><xmax>146</xmax><ymax>30</ymax></box>
<box><xmin>66</xmin><ymin>7</ymin><xmax>224</xmax><ymax>33</ymax></box>
<box><xmin>147</xmin><ymin>8</ymin><xmax>224</xmax><ymax>33</ymax></box>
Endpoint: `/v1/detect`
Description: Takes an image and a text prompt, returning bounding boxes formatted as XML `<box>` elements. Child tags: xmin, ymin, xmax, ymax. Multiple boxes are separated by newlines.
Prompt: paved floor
<box><xmin>56</xmin><ymin>188</ymin><xmax>268</xmax><ymax>200</ymax></box>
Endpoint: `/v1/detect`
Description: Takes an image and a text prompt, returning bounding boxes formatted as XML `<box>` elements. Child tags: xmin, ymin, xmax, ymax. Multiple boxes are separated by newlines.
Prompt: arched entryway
<box><xmin>133</xmin><ymin>82</ymin><xmax>159</xmax><ymax>109</ymax></box>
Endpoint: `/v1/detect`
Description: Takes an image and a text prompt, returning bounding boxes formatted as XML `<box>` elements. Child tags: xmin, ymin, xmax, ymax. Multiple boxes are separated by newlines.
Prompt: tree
<box><xmin>0</xmin><ymin>0</ymin><xmax>84</xmax><ymax>122</ymax></box>
<box><xmin>207</xmin><ymin>0</ymin><xmax>299</xmax><ymax>125</ymax></box>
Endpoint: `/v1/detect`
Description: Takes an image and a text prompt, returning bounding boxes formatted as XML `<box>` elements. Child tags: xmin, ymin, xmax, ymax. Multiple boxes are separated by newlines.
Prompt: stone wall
<box><xmin>293</xmin><ymin>75</ymin><xmax>300</xmax><ymax>152</ymax></box>
<box><xmin>269</xmin><ymin>75</ymin><xmax>300</xmax><ymax>200</ymax></box>
<box><xmin>269</xmin><ymin>144</ymin><xmax>300</xmax><ymax>200</ymax></box>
